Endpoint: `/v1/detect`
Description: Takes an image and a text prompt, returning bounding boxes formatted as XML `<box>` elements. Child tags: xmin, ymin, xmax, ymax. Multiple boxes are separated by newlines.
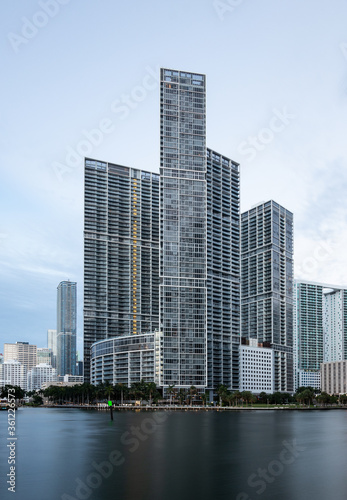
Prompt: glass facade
<box><xmin>241</xmin><ymin>201</ymin><xmax>294</xmax><ymax>392</ymax></box>
<box><xmin>57</xmin><ymin>281</ymin><xmax>77</xmax><ymax>377</ymax></box>
<box><xmin>90</xmin><ymin>332</ymin><xmax>162</xmax><ymax>386</ymax></box>
<box><xmin>206</xmin><ymin>149</ymin><xmax>240</xmax><ymax>390</ymax></box>
<box><xmin>84</xmin><ymin>159</ymin><xmax>159</xmax><ymax>382</ymax></box>
<box><xmin>294</xmin><ymin>280</ymin><xmax>323</xmax><ymax>390</ymax></box>
<box><xmin>160</xmin><ymin>68</ymin><xmax>207</xmax><ymax>388</ymax></box>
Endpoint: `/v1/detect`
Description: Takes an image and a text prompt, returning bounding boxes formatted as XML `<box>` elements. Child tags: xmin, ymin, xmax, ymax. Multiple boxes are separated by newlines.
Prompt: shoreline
<box><xmin>21</xmin><ymin>404</ymin><xmax>347</xmax><ymax>411</ymax></box>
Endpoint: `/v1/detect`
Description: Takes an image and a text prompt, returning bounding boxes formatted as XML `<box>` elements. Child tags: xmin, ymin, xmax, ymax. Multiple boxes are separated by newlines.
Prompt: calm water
<box><xmin>1</xmin><ymin>407</ymin><xmax>347</xmax><ymax>500</ymax></box>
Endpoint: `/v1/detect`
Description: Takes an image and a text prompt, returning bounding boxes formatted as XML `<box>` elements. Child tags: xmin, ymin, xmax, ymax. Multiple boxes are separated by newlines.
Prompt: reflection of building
<box><xmin>83</xmin><ymin>159</ymin><xmax>159</xmax><ymax>382</ymax></box>
<box><xmin>4</xmin><ymin>342</ymin><xmax>37</xmax><ymax>372</ymax></box>
<box><xmin>90</xmin><ymin>331</ymin><xmax>162</xmax><ymax>386</ymax></box>
<box><xmin>240</xmin><ymin>340</ymin><xmax>274</xmax><ymax>394</ymax></box>
<box><xmin>241</xmin><ymin>201</ymin><xmax>294</xmax><ymax>393</ymax></box>
<box><xmin>57</xmin><ymin>281</ymin><xmax>77</xmax><ymax>377</ymax></box>
<box><xmin>0</xmin><ymin>360</ymin><xmax>27</xmax><ymax>391</ymax></box>
<box><xmin>47</xmin><ymin>329</ymin><xmax>57</xmax><ymax>368</ymax></box>
<box><xmin>321</xmin><ymin>360</ymin><xmax>347</xmax><ymax>395</ymax></box>
<box><xmin>324</xmin><ymin>287</ymin><xmax>347</xmax><ymax>362</ymax></box>
<box><xmin>27</xmin><ymin>363</ymin><xmax>57</xmax><ymax>391</ymax></box>
<box><xmin>293</xmin><ymin>281</ymin><xmax>324</xmax><ymax>390</ymax></box>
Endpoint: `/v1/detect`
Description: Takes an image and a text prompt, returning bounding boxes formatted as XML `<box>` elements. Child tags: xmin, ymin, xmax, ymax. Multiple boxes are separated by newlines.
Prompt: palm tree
<box><xmin>216</xmin><ymin>384</ymin><xmax>229</xmax><ymax>406</ymax></box>
<box><xmin>200</xmin><ymin>392</ymin><xmax>209</xmax><ymax>407</ymax></box>
<box><xmin>231</xmin><ymin>390</ymin><xmax>242</xmax><ymax>407</ymax></box>
<box><xmin>147</xmin><ymin>382</ymin><xmax>157</xmax><ymax>405</ymax></box>
<box><xmin>189</xmin><ymin>386</ymin><xmax>197</xmax><ymax>406</ymax></box>
<box><xmin>167</xmin><ymin>384</ymin><xmax>175</xmax><ymax>405</ymax></box>
<box><xmin>177</xmin><ymin>388</ymin><xmax>186</xmax><ymax>405</ymax></box>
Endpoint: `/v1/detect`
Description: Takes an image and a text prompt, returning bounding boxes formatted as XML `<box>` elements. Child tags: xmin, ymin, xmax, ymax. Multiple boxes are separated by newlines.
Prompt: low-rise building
<box><xmin>0</xmin><ymin>360</ymin><xmax>27</xmax><ymax>391</ymax></box>
<box><xmin>91</xmin><ymin>331</ymin><xmax>162</xmax><ymax>386</ymax></box>
<box><xmin>27</xmin><ymin>363</ymin><xmax>57</xmax><ymax>391</ymax></box>
<box><xmin>240</xmin><ymin>340</ymin><xmax>274</xmax><ymax>394</ymax></box>
<box><xmin>321</xmin><ymin>360</ymin><xmax>347</xmax><ymax>395</ymax></box>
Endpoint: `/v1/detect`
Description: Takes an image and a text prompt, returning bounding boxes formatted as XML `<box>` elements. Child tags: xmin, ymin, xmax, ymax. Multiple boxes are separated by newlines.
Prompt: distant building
<box><xmin>37</xmin><ymin>348</ymin><xmax>52</xmax><ymax>366</ymax></box>
<box><xmin>298</xmin><ymin>370</ymin><xmax>321</xmax><ymax>390</ymax></box>
<box><xmin>0</xmin><ymin>353</ymin><xmax>3</xmax><ymax>364</ymax></box>
<box><xmin>293</xmin><ymin>281</ymin><xmax>324</xmax><ymax>391</ymax></box>
<box><xmin>47</xmin><ymin>329</ymin><xmax>57</xmax><ymax>368</ymax></box>
<box><xmin>57</xmin><ymin>281</ymin><xmax>77</xmax><ymax>377</ymax></box>
<box><xmin>4</xmin><ymin>342</ymin><xmax>37</xmax><ymax>372</ymax></box>
<box><xmin>27</xmin><ymin>363</ymin><xmax>57</xmax><ymax>391</ymax></box>
<box><xmin>90</xmin><ymin>331</ymin><xmax>162</xmax><ymax>386</ymax></box>
<box><xmin>0</xmin><ymin>360</ymin><xmax>27</xmax><ymax>391</ymax></box>
<box><xmin>241</xmin><ymin>201</ymin><xmax>294</xmax><ymax>393</ymax></box>
<box><xmin>240</xmin><ymin>339</ymin><xmax>274</xmax><ymax>394</ymax></box>
<box><xmin>324</xmin><ymin>287</ymin><xmax>347</xmax><ymax>362</ymax></box>
<box><xmin>321</xmin><ymin>360</ymin><xmax>347</xmax><ymax>395</ymax></box>
<box><xmin>41</xmin><ymin>380</ymin><xmax>83</xmax><ymax>390</ymax></box>
<box><xmin>62</xmin><ymin>375</ymin><xmax>83</xmax><ymax>384</ymax></box>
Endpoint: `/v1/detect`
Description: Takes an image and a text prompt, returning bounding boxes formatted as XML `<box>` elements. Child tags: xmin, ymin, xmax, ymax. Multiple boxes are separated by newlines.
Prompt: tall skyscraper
<box><xmin>160</xmin><ymin>68</ymin><xmax>207</xmax><ymax>389</ymax></box>
<box><xmin>241</xmin><ymin>200</ymin><xmax>294</xmax><ymax>392</ymax></box>
<box><xmin>294</xmin><ymin>280</ymin><xmax>324</xmax><ymax>390</ymax></box>
<box><xmin>83</xmin><ymin>159</ymin><xmax>159</xmax><ymax>382</ymax></box>
<box><xmin>47</xmin><ymin>329</ymin><xmax>57</xmax><ymax>368</ymax></box>
<box><xmin>324</xmin><ymin>287</ymin><xmax>347</xmax><ymax>362</ymax></box>
<box><xmin>206</xmin><ymin>149</ymin><xmax>240</xmax><ymax>392</ymax></box>
<box><xmin>4</xmin><ymin>342</ymin><xmax>37</xmax><ymax>371</ymax></box>
<box><xmin>57</xmin><ymin>281</ymin><xmax>77</xmax><ymax>377</ymax></box>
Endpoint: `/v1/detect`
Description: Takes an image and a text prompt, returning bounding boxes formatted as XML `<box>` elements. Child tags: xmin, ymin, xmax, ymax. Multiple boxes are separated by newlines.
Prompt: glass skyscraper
<box><xmin>294</xmin><ymin>280</ymin><xmax>324</xmax><ymax>390</ymax></box>
<box><xmin>206</xmin><ymin>149</ymin><xmax>240</xmax><ymax>391</ymax></box>
<box><xmin>160</xmin><ymin>68</ymin><xmax>207</xmax><ymax>389</ymax></box>
<box><xmin>57</xmin><ymin>280</ymin><xmax>77</xmax><ymax>377</ymax></box>
<box><xmin>83</xmin><ymin>159</ymin><xmax>159</xmax><ymax>382</ymax></box>
<box><xmin>241</xmin><ymin>201</ymin><xmax>294</xmax><ymax>392</ymax></box>
<box><xmin>84</xmin><ymin>68</ymin><xmax>241</xmax><ymax>391</ymax></box>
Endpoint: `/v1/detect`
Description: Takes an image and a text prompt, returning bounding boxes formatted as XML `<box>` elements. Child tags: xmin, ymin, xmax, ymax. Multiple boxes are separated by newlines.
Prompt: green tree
<box><xmin>216</xmin><ymin>384</ymin><xmax>229</xmax><ymax>406</ymax></box>
<box><xmin>200</xmin><ymin>392</ymin><xmax>209</xmax><ymax>407</ymax></box>
<box><xmin>167</xmin><ymin>385</ymin><xmax>176</xmax><ymax>405</ymax></box>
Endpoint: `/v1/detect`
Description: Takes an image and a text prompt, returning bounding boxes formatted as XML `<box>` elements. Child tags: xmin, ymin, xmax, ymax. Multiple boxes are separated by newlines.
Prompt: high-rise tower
<box><xmin>57</xmin><ymin>280</ymin><xmax>77</xmax><ymax>377</ymax></box>
<box><xmin>160</xmin><ymin>68</ymin><xmax>207</xmax><ymax>389</ymax></box>
<box><xmin>206</xmin><ymin>149</ymin><xmax>240</xmax><ymax>391</ymax></box>
<box><xmin>241</xmin><ymin>200</ymin><xmax>294</xmax><ymax>392</ymax></box>
<box><xmin>83</xmin><ymin>159</ymin><xmax>159</xmax><ymax>382</ymax></box>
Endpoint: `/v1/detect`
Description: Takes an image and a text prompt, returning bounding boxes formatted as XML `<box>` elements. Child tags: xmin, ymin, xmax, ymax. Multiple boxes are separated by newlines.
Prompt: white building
<box><xmin>298</xmin><ymin>370</ymin><xmax>321</xmax><ymax>390</ymax></box>
<box><xmin>240</xmin><ymin>340</ymin><xmax>274</xmax><ymax>394</ymax></box>
<box><xmin>324</xmin><ymin>288</ymin><xmax>347</xmax><ymax>362</ymax></box>
<box><xmin>0</xmin><ymin>360</ymin><xmax>27</xmax><ymax>391</ymax></box>
<box><xmin>27</xmin><ymin>363</ymin><xmax>57</xmax><ymax>391</ymax></box>
<box><xmin>62</xmin><ymin>375</ymin><xmax>83</xmax><ymax>383</ymax></box>
<box><xmin>91</xmin><ymin>331</ymin><xmax>163</xmax><ymax>387</ymax></box>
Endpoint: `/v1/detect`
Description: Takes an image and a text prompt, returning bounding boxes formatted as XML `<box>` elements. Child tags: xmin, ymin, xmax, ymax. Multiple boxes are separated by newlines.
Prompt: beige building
<box><xmin>321</xmin><ymin>360</ymin><xmax>347</xmax><ymax>395</ymax></box>
<box><xmin>4</xmin><ymin>342</ymin><xmax>37</xmax><ymax>371</ymax></box>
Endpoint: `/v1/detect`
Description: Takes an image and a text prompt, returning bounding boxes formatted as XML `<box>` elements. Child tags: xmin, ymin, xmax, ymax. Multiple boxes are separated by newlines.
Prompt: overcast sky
<box><xmin>1</xmin><ymin>0</ymin><xmax>347</xmax><ymax>356</ymax></box>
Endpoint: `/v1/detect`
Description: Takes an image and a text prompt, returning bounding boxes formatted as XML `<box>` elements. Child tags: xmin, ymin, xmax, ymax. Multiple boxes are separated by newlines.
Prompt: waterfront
<box><xmin>1</xmin><ymin>408</ymin><xmax>347</xmax><ymax>500</ymax></box>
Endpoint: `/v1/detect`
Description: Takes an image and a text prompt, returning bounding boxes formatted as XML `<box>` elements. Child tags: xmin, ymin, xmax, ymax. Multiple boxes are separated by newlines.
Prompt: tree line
<box><xmin>1</xmin><ymin>382</ymin><xmax>347</xmax><ymax>407</ymax></box>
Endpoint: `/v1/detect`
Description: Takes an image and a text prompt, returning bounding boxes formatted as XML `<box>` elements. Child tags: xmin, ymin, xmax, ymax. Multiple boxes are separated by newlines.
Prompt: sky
<box><xmin>1</xmin><ymin>0</ymin><xmax>347</xmax><ymax>357</ymax></box>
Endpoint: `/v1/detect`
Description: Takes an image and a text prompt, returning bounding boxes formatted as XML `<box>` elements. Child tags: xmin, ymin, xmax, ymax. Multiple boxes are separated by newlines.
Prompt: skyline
<box><xmin>2</xmin><ymin>0</ymin><xmax>347</xmax><ymax>354</ymax></box>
